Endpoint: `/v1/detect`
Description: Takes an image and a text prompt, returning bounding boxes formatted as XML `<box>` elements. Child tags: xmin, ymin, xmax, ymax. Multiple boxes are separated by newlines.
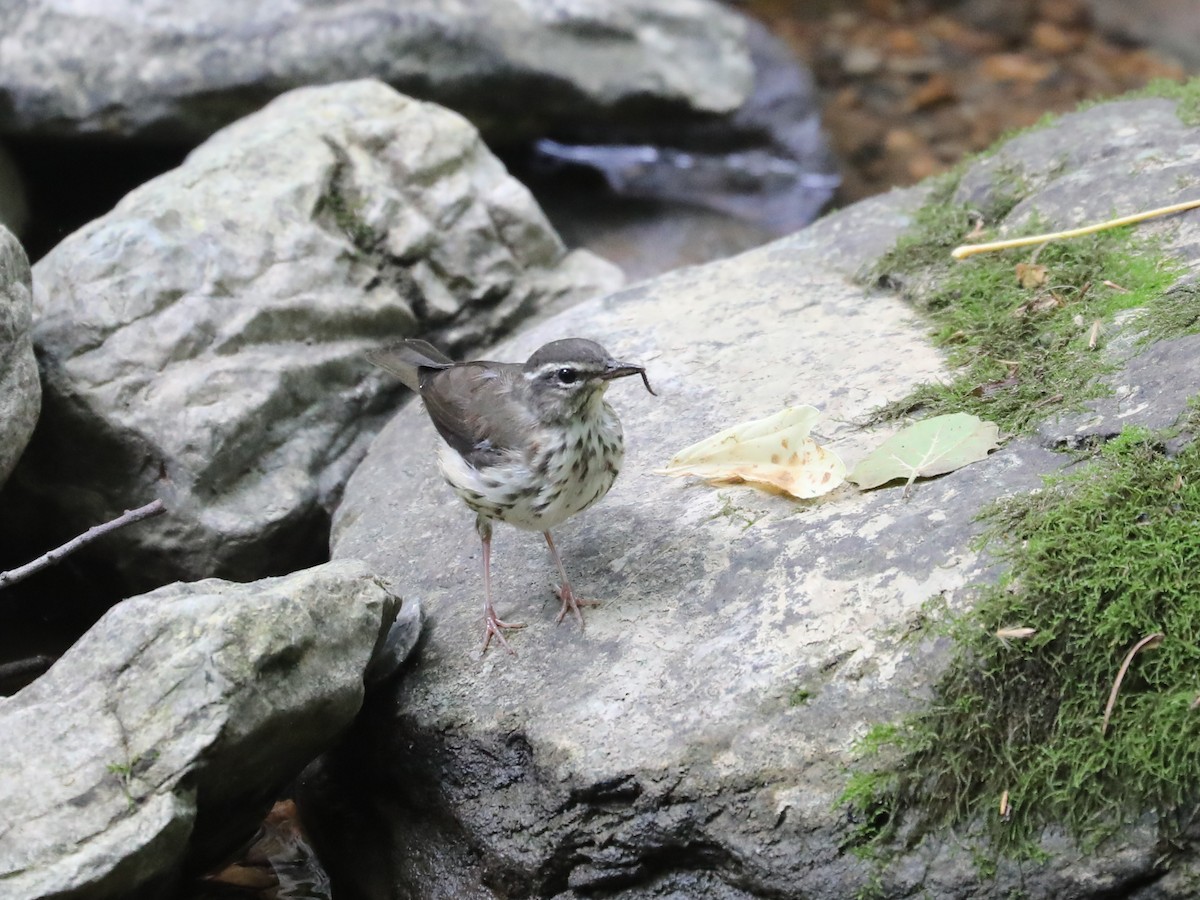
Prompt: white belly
<box><xmin>438</xmin><ymin>407</ymin><xmax>625</xmax><ymax>532</ymax></box>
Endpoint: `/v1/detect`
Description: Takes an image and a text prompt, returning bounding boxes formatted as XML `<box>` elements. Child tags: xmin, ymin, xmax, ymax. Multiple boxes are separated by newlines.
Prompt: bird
<box><xmin>367</xmin><ymin>337</ymin><xmax>655</xmax><ymax>653</ymax></box>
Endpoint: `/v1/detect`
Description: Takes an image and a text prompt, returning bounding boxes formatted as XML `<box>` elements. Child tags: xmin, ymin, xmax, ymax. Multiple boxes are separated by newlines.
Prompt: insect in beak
<box><xmin>601</xmin><ymin>360</ymin><xmax>656</xmax><ymax>395</ymax></box>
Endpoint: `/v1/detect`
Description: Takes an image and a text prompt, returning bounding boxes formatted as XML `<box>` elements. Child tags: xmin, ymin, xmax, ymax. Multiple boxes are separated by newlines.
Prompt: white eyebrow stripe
<box><xmin>529</xmin><ymin>362</ymin><xmax>581</xmax><ymax>379</ymax></box>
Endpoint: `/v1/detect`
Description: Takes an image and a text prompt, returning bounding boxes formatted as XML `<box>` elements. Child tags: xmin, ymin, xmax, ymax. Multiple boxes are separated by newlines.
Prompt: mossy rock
<box><xmin>843</xmin><ymin>79</ymin><xmax>1200</xmax><ymax>887</ymax></box>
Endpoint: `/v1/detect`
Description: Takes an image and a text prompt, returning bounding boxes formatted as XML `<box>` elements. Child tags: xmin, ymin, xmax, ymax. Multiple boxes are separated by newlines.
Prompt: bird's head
<box><xmin>523</xmin><ymin>338</ymin><xmax>654</xmax><ymax>421</ymax></box>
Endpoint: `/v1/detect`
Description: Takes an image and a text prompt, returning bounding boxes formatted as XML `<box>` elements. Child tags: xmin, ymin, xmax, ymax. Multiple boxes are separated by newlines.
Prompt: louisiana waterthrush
<box><xmin>368</xmin><ymin>338</ymin><xmax>654</xmax><ymax>653</ymax></box>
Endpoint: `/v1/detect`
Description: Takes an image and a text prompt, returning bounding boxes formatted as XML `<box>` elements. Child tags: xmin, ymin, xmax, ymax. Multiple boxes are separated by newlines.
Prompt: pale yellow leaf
<box><xmin>657</xmin><ymin>406</ymin><xmax>846</xmax><ymax>499</ymax></box>
<box><xmin>1015</xmin><ymin>262</ymin><xmax>1048</xmax><ymax>289</ymax></box>
<box><xmin>995</xmin><ymin>626</ymin><xmax>1036</xmax><ymax>648</ymax></box>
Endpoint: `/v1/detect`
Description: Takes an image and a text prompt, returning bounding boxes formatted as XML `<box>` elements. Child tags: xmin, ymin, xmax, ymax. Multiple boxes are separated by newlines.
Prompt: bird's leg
<box><xmin>478</xmin><ymin>516</ymin><xmax>524</xmax><ymax>654</ymax></box>
<box><xmin>544</xmin><ymin>530</ymin><xmax>600</xmax><ymax>627</ymax></box>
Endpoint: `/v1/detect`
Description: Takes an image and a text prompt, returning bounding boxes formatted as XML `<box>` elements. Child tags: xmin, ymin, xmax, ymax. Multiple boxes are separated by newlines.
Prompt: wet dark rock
<box><xmin>0</xmin><ymin>559</ymin><xmax>403</xmax><ymax>900</ymax></box>
<box><xmin>3</xmin><ymin>79</ymin><xmax>619</xmax><ymax>595</ymax></box>
<box><xmin>0</xmin><ymin>145</ymin><xmax>29</xmax><ymax>237</ymax></box>
<box><xmin>0</xmin><ymin>225</ymin><xmax>39</xmax><ymax>488</ymax></box>
<box><xmin>536</xmin><ymin>190</ymin><xmax>780</xmax><ymax>283</ymax></box>
<box><xmin>321</xmin><ymin>94</ymin><xmax>1200</xmax><ymax>898</ymax></box>
<box><xmin>529</xmin><ymin>18</ymin><xmax>839</xmax><ymax>238</ymax></box>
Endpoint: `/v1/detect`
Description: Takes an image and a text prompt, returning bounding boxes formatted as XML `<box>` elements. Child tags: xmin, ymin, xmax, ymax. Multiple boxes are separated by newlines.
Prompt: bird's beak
<box><xmin>601</xmin><ymin>360</ymin><xmax>657</xmax><ymax>396</ymax></box>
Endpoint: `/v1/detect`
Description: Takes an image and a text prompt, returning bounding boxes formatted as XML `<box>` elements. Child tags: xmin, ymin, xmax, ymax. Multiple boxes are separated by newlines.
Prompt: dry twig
<box><xmin>1101</xmin><ymin>632</ymin><xmax>1165</xmax><ymax>736</ymax></box>
<box><xmin>0</xmin><ymin>499</ymin><xmax>166</xmax><ymax>591</ymax></box>
<box><xmin>952</xmin><ymin>199</ymin><xmax>1200</xmax><ymax>260</ymax></box>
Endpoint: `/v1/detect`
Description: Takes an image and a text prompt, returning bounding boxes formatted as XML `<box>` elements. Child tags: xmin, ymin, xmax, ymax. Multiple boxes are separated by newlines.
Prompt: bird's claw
<box><xmin>482</xmin><ymin>613</ymin><xmax>526</xmax><ymax>655</ymax></box>
<box><xmin>554</xmin><ymin>584</ymin><xmax>600</xmax><ymax>628</ymax></box>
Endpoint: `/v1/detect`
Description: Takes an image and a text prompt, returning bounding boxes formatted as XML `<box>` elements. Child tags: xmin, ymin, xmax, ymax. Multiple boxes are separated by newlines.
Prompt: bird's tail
<box><xmin>365</xmin><ymin>339</ymin><xmax>454</xmax><ymax>391</ymax></box>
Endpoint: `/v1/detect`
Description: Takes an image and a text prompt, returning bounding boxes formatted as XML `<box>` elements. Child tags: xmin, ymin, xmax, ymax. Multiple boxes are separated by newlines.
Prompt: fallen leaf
<box><xmin>995</xmin><ymin>626</ymin><xmax>1037</xmax><ymax>648</ymax></box>
<box><xmin>1012</xmin><ymin>292</ymin><xmax>1064</xmax><ymax>318</ymax></box>
<box><xmin>980</xmin><ymin>53</ymin><xmax>1054</xmax><ymax>83</ymax></box>
<box><xmin>906</xmin><ymin>72</ymin><xmax>955</xmax><ymax>111</ymax></box>
<box><xmin>1014</xmin><ymin>262</ymin><xmax>1048</xmax><ymax>288</ymax></box>
<box><xmin>658</xmin><ymin>406</ymin><xmax>846</xmax><ymax>499</ymax></box>
<box><xmin>971</xmin><ymin>364</ymin><xmax>1020</xmax><ymax>398</ymax></box>
<box><xmin>848</xmin><ymin>413</ymin><xmax>1001</xmax><ymax>491</ymax></box>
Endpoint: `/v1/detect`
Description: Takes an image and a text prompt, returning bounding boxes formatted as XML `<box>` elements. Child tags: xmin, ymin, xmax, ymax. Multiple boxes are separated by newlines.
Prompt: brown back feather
<box><xmin>365</xmin><ymin>340</ymin><xmax>454</xmax><ymax>391</ymax></box>
<box><xmin>418</xmin><ymin>362</ymin><xmax>536</xmax><ymax>468</ymax></box>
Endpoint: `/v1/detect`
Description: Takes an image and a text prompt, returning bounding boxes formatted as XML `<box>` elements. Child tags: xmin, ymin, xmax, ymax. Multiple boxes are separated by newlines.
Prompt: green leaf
<box><xmin>849</xmin><ymin>413</ymin><xmax>1001</xmax><ymax>490</ymax></box>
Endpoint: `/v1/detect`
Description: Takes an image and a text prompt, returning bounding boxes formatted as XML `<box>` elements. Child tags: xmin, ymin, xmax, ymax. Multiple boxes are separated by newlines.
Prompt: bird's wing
<box><xmin>365</xmin><ymin>340</ymin><xmax>455</xmax><ymax>391</ymax></box>
<box><xmin>419</xmin><ymin>363</ymin><xmax>534</xmax><ymax>468</ymax></box>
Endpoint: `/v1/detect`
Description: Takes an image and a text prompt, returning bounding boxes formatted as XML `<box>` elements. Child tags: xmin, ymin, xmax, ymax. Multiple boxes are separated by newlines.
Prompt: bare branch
<box><xmin>0</xmin><ymin>499</ymin><xmax>166</xmax><ymax>591</ymax></box>
<box><xmin>952</xmin><ymin>199</ymin><xmax>1200</xmax><ymax>260</ymax></box>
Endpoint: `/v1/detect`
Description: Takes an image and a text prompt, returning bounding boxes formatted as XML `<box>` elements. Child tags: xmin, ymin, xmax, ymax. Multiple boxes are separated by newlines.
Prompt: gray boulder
<box><xmin>0</xmin><ymin>559</ymin><xmax>403</xmax><ymax>900</ymax></box>
<box><xmin>0</xmin><ymin>225</ymin><xmax>39</xmax><ymax>488</ymax></box>
<box><xmin>0</xmin><ymin>0</ymin><xmax>751</xmax><ymax>142</ymax></box>
<box><xmin>11</xmin><ymin>79</ymin><xmax>619</xmax><ymax>591</ymax></box>
<box><xmin>324</xmin><ymin>96</ymin><xmax>1200</xmax><ymax>897</ymax></box>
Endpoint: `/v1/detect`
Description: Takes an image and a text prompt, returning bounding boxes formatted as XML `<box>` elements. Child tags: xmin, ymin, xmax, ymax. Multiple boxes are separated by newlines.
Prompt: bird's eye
<box><xmin>556</xmin><ymin>367</ymin><xmax>579</xmax><ymax>385</ymax></box>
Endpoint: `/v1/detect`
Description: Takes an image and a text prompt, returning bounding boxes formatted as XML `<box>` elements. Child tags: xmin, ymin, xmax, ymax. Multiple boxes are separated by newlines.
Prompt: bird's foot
<box><xmin>554</xmin><ymin>583</ymin><xmax>600</xmax><ymax>628</ymax></box>
<box><xmin>482</xmin><ymin>611</ymin><xmax>526</xmax><ymax>655</ymax></box>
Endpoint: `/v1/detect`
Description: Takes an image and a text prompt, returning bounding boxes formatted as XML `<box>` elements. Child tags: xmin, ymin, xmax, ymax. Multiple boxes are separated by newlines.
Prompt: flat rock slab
<box><xmin>327</xmin><ymin>94</ymin><xmax>1200</xmax><ymax>898</ymax></box>
<box><xmin>0</xmin><ymin>0</ymin><xmax>751</xmax><ymax>141</ymax></box>
<box><xmin>10</xmin><ymin>79</ymin><xmax>619</xmax><ymax>592</ymax></box>
<box><xmin>328</xmin><ymin>188</ymin><xmax>1055</xmax><ymax>896</ymax></box>
<box><xmin>0</xmin><ymin>559</ymin><xmax>400</xmax><ymax>900</ymax></box>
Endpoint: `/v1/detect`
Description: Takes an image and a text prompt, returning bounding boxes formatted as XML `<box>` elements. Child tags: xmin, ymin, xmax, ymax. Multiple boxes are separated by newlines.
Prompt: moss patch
<box><xmin>1137</xmin><ymin>280</ymin><xmax>1200</xmax><ymax>344</ymax></box>
<box><xmin>788</xmin><ymin>687</ymin><xmax>813</xmax><ymax>706</ymax></box>
<box><xmin>842</xmin><ymin>409</ymin><xmax>1200</xmax><ymax>861</ymax></box>
<box><xmin>865</xmin><ymin>78</ymin><xmax>1200</xmax><ymax>435</ymax></box>
<box><xmin>838</xmin><ymin>77</ymin><xmax>1200</xmax><ymax>882</ymax></box>
<box><xmin>867</xmin><ymin>174</ymin><xmax>1185</xmax><ymax>435</ymax></box>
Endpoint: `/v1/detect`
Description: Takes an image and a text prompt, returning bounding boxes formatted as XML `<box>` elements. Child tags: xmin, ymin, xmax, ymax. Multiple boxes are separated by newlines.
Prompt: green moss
<box><xmin>842</xmin><ymin>416</ymin><xmax>1200</xmax><ymax>861</ymax></box>
<box><xmin>869</xmin><ymin>186</ymin><xmax>1185</xmax><ymax>434</ymax></box>
<box><xmin>1137</xmin><ymin>281</ymin><xmax>1200</xmax><ymax>344</ymax></box>
<box><xmin>863</xmin><ymin>75</ymin><xmax>1200</xmax><ymax>437</ymax></box>
<box><xmin>839</xmin><ymin>73</ymin><xmax>1200</xmax><ymax>881</ymax></box>
<box><xmin>316</xmin><ymin>186</ymin><xmax>376</xmax><ymax>250</ymax></box>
